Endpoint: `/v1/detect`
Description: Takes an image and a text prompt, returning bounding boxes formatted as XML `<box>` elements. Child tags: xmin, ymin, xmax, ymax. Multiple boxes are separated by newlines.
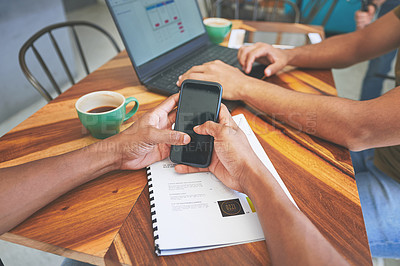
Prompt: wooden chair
<box><xmin>19</xmin><ymin>21</ymin><xmax>121</xmax><ymax>102</ymax></box>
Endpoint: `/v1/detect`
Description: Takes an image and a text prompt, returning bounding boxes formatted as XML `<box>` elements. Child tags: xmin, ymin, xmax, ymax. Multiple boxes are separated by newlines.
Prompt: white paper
<box><xmin>149</xmin><ymin>114</ymin><xmax>297</xmax><ymax>255</ymax></box>
<box><xmin>228</xmin><ymin>29</ymin><xmax>246</xmax><ymax>49</ymax></box>
<box><xmin>307</xmin><ymin>32</ymin><xmax>322</xmax><ymax>44</ymax></box>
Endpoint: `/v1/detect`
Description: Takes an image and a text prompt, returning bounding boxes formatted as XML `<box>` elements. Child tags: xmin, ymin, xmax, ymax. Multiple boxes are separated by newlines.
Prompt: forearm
<box><xmin>243</xmin><ymin>163</ymin><xmax>348</xmax><ymax>265</ymax></box>
<box><xmin>240</xmin><ymin>78</ymin><xmax>400</xmax><ymax>151</ymax></box>
<box><xmin>284</xmin><ymin>11</ymin><xmax>400</xmax><ymax>69</ymax></box>
<box><xmin>284</xmin><ymin>33</ymin><xmax>363</xmax><ymax>69</ymax></box>
<box><xmin>240</xmin><ymin>79</ymin><xmax>363</xmax><ymax>149</ymax></box>
<box><xmin>0</xmin><ymin>141</ymin><xmax>119</xmax><ymax>235</ymax></box>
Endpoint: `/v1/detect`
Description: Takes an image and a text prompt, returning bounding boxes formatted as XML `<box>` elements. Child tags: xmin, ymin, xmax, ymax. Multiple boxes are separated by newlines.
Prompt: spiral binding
<box><xmin>146</xmin><ymin>166</ymin><xmax>161</xmax><ymax>255</ymax></box>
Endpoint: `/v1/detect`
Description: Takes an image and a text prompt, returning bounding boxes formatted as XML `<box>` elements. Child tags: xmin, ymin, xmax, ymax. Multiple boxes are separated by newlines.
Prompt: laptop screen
<box><xmin>107</xmin><ymin>0</ymin><xmax>205</xmax><ymax>67</ymax></box>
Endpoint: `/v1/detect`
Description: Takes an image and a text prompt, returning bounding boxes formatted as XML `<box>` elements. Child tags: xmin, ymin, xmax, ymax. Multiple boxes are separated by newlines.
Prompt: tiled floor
<box><xmin>0</xmin><ymin>1</ymin><xmax>398</xmax><ymax>266</ymax></box>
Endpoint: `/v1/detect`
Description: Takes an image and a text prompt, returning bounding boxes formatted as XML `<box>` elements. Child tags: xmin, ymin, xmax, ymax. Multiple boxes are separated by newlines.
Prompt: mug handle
<box><xmin>123</xmin><ymin>97</ymin><xmax>139</xmax><ymax>122</ymax></box>
<box><xmin>225</xmin><ymin>23</ymin><xmax>232</xmax><ymax>35</ymax></box>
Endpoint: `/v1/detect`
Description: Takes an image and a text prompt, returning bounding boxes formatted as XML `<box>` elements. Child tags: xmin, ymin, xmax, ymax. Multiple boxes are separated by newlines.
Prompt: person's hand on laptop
<box><xmin>177</xmin><ymin>60</ymin><xmax>253</xmax><ymax>101</ymax></box>
<box><xmin>238</xmin><ymin>42</ymin><xmax>289</xmax><ymax>77</ymax></box>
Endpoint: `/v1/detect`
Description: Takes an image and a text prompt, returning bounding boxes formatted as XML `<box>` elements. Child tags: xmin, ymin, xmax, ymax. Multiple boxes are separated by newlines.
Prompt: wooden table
<box><xmin>0</xmin><ymin>21</ymin><xmax>371</xmax><ymax>265</ymax></box>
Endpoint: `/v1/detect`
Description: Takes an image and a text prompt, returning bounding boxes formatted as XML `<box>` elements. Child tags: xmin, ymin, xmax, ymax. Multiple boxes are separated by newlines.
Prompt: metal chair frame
<box><xmin>298</xmin><ymin>0</ymin><xmax>338</xmax><ymax>27</ymax></box>
<box><xmin>375</xmin><ymin>73</ymin><xmax>396</xmax><ymax>80</ymax></box>
<box><xmin>209</xmin><ymin>0</ymin><xmax>300</xmax><ymax>23</ymax></box>
<box><xmin>19</xmin><ymin>21</ymin><xmax>121</xmax><ymax>102</ymax></box>
<box><xmin>254</xmin><ymin>0</ymin><xmax>300</xmax><ymax>23</ymax></box>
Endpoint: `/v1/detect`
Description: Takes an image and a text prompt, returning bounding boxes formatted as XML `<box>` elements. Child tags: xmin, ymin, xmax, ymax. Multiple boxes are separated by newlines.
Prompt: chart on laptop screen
<box><xmin>146</xmin><ymin>1</ymin><xmax>186</xmax><ymax>43</ymax></box>
<box><xmin>147</xmin><ymin>1</ymin><xmax>180</xmax><ymax>30</ymax></box>
<box><xmin>109</xmin><ymin>0</ymin><xmax>205</xmax><ymax>66</ymax></box>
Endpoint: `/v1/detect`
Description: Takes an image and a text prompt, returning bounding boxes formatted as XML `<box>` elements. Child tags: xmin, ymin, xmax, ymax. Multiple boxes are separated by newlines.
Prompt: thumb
<box><xmin>146</xmin><ymin>127</ymin><xmax>190</xmax><ymax>145</ymax></box>
<box><xmin>354</xmin><ymin>10</ymin><xmax>362</xmax><ymax>19</ymax></box>
<box><xmin>264</xmin><ymin>63</ymin><xmax>280</xmax><ymax>77</ymax></box>
<box><xmin>264</xmin><ymin>53</ymin><xmax>285</xmax><ymax>77</ymax></box>
<box><xmin>368</xmin><ymin>5</ymin><xmax>375</xmax><ymax>15</ymax></box>
<box><xmin>193</xmin><ymin>121</ymin><xmax>223</xmax><ymax>138</ymax></box>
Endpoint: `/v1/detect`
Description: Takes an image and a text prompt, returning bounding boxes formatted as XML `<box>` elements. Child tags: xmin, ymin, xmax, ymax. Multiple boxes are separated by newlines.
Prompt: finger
<box><xmin>219</xmin><ymin>105</ymin><xmax>240</xmax><ymax>134</ymax></box>
<box><xmin>356</xmin><ymin>14</ymin><xmax>369</xmax><ymax>21</ymax></box>
<box><xmin>354</xmin><ymin>10</ymin><xmax>363</xmax><ymax>19</ymax></box>
<box><xmin>177</xmin><ymin>72</ymin><xmax>210</xmax><ymax>86</ymax></box>
<box><xmin>263</xmin><ymin>54</ymin><xmax>283</xmax><ymax>77</ymax></box>
<box><xmin>184</xmin><ymin>64</ymin><xmax>207</xmax><ymax>74</ymax></box>
<box><xmin>356</xmin><ymin>18</ymin><xmax>369</xmax><ymax>30</ymax></box>
<box><xmin>238</xmin><ymin>45</ymin><xmax>257</xmax><ymax>68</ymax></box>
<box><xmin>157</xmin><ymin>93</ymin><xmax>180</xmax><ymax>113</ymax></box>
<box><xmin>357</xmin><ymin>19</ymin><xmax>368</xmax><ymax>26</ymax></box>
<box><xmin>237</xmin><ymin>46</ymin><xmax>248</xmax><ymax>64</ymax></box>
<box><xmin>244</xmin><ymin>47</ymin><xmax>265</xmax><ymax>74</ymax></box>
<box><xmin>176</xmin><ymin>65</ymin><xmax>208</xmax><ymax>86</ymax></box>
<box><xmin>167</xmin><ymin>109</ymin><xmax>177</xmax><ymax>128</ymax></box>
<box><xmin>193</xmin><ymin>105</ymin><xmax>237</xmax><ymax>137</ymax></box>
<box><xmin>218</xmin><ymin>104</ymin><xmax>233</xmax><ymax>126</ymax></box>
<box><xmin>193</xmin><ymin>120</ymin><xmax>224</xmax><ymax>138</ymax></box>
<box><xmin>237</xmin><ymin>46</ymin><xmax>246</xmax><ymax>66</ymax></box>
<box><xmin>174</xmin><ymin>164</ymin><xmax>209</xmax><ymax>174</ymax></box>
<box><xmin>204</xmin><ymin>59</ymin><xmax>225</xmax><ymax>66</ymax></box>
<box><xmin>244</xmin><ymin>45</ymin><xmax>271</xmax><ymax>74</ymax></box>
<box><xmin>368</xmin><ymin>5</ymin><xmax>375</xmax><ymax>15</ymax></box>
<box><xmin>238</xmin><ymin>45</ymin><xmax>256</xmax><ymax>69</ymax></box>
<box><xmin>148</xmin><ymin>127</ymin><xmax>190</xmax><ymax>145</ymax></box>
<box><xmin>237</xmin><ymin>45</ymin><xmax>245</xmax><ymax>62</ymax></box>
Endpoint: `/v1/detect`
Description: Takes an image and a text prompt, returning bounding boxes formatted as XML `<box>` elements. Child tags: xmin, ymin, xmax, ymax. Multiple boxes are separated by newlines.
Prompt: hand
<box><xmin>107</xmin><ymin>94</ymin><xmax>190</xmax><ymax>170</ymax></box>
<box><xmin>175</xmin><ymin>104</ymin><xmax>264</xmax><ymax>193</ymax></box>
<box><xmin>355</xmin><ymin>5</ymin><xmax>375</xmax><ymax>30</ymax></box>
<box><xmin>177</xmin><ymin>60</ymin><xmax>252</xmax><ymax>100</ymax></box>
<box><xmin>238</xmin><ymin>42</ymin><xmax>289</xmax><ymax>76</ymax></box>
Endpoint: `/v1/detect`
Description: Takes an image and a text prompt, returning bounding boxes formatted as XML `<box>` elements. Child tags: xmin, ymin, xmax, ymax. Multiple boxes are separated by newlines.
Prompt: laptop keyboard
<box><xmin>148</xmin><ymin>45</ymin><xmax>240</xmax><ymax>94</ymax></box>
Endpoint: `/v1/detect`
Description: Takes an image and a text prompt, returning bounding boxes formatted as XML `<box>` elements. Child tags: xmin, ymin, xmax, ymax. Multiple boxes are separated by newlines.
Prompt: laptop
<box><xmin>105</xmin><ymin>0</ymin><xmax>253</xmax><ymax>96</ymax></box>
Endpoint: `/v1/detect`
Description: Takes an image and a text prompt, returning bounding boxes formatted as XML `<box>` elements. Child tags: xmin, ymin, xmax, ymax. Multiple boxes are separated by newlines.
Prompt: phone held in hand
<box><xmin>170</xmin><ymin>79</ymin><xmax>222</xmax><ymax>168</ymax></box>
<box><xmin>361</xmin><ymin>0</ymin><xmax>369</xmax><ymax>11</ymax></box>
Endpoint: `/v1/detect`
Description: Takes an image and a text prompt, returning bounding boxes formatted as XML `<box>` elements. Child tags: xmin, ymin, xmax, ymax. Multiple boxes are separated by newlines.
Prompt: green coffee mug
<box><xmin>75</xmin><ymin>91</ymin><xmax>139</xmax><ymax>139</ymax></box>
<box><xmin>203</xmin><ymin>18</ymin><xmax>232</xmax><ymax>44</ymax></box>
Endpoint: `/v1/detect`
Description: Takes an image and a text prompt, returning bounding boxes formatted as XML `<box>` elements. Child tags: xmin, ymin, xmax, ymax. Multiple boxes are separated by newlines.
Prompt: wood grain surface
<box><xmin>0</xmin><ymin>21</ymin><xmax>371</xmax><ymax>265</ymax></box>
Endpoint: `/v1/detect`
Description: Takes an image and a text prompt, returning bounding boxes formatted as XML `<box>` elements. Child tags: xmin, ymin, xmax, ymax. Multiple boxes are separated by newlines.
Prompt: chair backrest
<box><xmin>19</xmin><ymin>21</ymin><xmax>121</xmax><ymax>102</ymax></box>
<box><xmin>210</xmin><ymin>0</ymin><xmax>300</xmax><ymax>23</ymax></box>
<box><xmin>254</xmin><ymin>0</ymin><xmax>300</xmax><ymax>23</ymax></box>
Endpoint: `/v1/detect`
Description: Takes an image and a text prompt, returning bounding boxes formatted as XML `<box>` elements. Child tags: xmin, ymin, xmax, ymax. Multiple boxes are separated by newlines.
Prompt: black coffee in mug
<box><xmin>88</xmin><ymin>106</ymin><xmax>117</xmax><ymax>113</ymax></box>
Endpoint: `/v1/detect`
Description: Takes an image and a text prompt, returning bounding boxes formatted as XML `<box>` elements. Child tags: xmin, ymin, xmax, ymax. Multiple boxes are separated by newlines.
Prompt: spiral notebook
<box><xmin>146</xmin><ymin>114</ymin><xmax>297</xmax><ymax>256</ymax></box>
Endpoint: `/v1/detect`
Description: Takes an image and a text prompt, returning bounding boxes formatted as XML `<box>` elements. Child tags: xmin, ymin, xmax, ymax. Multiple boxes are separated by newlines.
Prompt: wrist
<box><xmin>240</xmin><ymin>159</ymin><xmax>269</xmax><ymax>196</ymax></box>
<box><xmin>238</xmin><ymin>80</ymin><xmax>250</xmax><ymax>100</ymax></box>
<box><xmin>284</xmin><ymin>48</ymin><xmax>296</xmax><ymax>66</ymax></box>
<box><xmin>239</xmin><ymin>77</ymin><xmax>262</xmax><ymax>102</ymax></box>
<box><xmin>89</xmin><ymin>136</ymin><xmax>122</xmax><ymax>172</ymax></box>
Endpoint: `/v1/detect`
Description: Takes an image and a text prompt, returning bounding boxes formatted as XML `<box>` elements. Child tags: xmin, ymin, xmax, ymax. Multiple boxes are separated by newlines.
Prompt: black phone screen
<box><xmin>170</xmin><ymin>80</ymin><xmax>222</xmax><ymax>167</ymax></box>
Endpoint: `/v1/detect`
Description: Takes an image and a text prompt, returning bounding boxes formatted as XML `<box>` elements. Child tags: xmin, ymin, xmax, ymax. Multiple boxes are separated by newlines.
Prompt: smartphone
<box><xmin>361</xmin><ymin>0</ymin><xmax>369</xmax><ymax>11</ymax></box>
<box><xmin>170</xmin><ymin>79</ymin><xmax>222</xmax><ymax>168</ymax></box>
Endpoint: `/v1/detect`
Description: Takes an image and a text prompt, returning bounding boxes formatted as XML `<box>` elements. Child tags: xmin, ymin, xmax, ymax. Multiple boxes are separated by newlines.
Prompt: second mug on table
<box><xmin>203</xmin><ymin>18</ymin><xmax>232</xmax><ymax>44</ymax></box>
<box><xmin>75</xmin><ymin>91</ymin><xmax>139</xmax><ymax>139</ymax></box>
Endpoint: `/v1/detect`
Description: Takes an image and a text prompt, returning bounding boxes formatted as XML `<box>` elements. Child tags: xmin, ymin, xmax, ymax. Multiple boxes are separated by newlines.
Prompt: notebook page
<box><xmin>149</xmin><ymin>114</ymin><xmax>297</xmax><ymax>254</ymax></box>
